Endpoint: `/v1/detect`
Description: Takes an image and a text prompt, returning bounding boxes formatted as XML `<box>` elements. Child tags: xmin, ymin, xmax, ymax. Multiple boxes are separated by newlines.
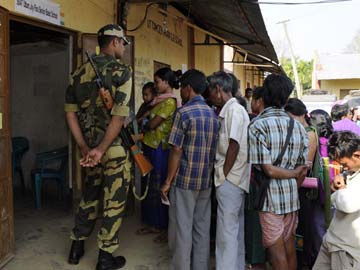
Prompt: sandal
<box><xmin>136</xmin><ymin>227</ymin><xmax>161</xmax><ymax>235</ymax></box>
<box><xmin>153</xmin><ymin>231</ymin><xmax>168</xmax><ymax>244</ymax></box>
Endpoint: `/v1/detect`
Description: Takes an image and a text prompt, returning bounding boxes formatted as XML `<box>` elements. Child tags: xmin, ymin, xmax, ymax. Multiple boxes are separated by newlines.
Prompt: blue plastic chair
<box><xmin>11</xmin><ymin>137</ymin><xmax>30</xmax><ymax>194</ymax></box>
<box><xmin>32</xmin><ymin>146</ymin><xmax>68</xmax><ymax>209</ymax></box>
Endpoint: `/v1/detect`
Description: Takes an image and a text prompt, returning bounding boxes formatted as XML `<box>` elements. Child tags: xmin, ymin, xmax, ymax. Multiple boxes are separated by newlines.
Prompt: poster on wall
<box><xmin>15</xmin><ymin>0</ymin><xmax>60</xmax><ymax>25</ymax></box>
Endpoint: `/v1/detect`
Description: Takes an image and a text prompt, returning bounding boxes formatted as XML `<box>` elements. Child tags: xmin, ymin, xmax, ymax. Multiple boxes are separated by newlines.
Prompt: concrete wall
<box><xmin>194</xmin><ymin>31</ymin><xmax>221</xmax><ymax>76</ymax></box>
<box><xmin>127</xmin><ymin>4</ymin><xmax>188</xmax><ymax>111</ymax></box>
<box><xmin>320</xmin><ymin>79</ymin><xmax>360</xmax><ymax>99</ymax></box>
<box><xmin>10</xmin><ymin>43</ymin><xmax>69</xmax><ymax>189</ymax></box>
<box><xmin>232</xmin><ymin>53</ymin><xmax>246</xmax><ymax>94</ymax></box>
<box><xmin>2</xmin><ymin>0</ymin><xmax>116</xmax><ymax>33</ymax></box>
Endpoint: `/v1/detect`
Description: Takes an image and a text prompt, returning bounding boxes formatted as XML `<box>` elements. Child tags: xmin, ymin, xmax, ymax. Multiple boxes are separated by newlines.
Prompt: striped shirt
<box><xmin>168</xmin><ymin>95</ymin><xmax>219</xmax><ymax>190</ymax></box>
<box><xmin>248</xmin><ymin>107</ymin><xmax>308</xmax><ymax>214</ymax></box>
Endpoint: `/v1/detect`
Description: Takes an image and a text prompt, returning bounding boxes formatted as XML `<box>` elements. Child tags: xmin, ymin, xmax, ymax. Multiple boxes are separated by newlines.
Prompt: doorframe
<box><xmin>0</xmin><ymin>6</ymin><xmax>14</xmax><ymax>269</ymax></box>
<box><xmin>2</xmin><ymin>13</ymin><xmax>78</xmax><ymax>267</ymax></box>
<box><xmin>9</xmin><ymin>13</ymin><xmax>79</xmax><ymax>70</ymax></box>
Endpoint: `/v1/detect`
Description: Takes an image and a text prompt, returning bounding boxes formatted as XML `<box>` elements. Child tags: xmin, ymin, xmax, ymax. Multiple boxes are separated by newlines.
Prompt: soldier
<box><xmin>64</xmin><ymin>24</ymin><xmax>132</xmax><ymax>270</ymax></box>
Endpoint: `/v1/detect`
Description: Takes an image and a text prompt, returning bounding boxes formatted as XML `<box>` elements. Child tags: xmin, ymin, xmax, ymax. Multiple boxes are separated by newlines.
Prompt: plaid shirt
<box><xmin>168</xmin><ymin>95</ymin><xmax>219</xmax><ymax>190</ymax></box>
<box><xmin>248</xmin><ymin>107</ymin><xmax>308</xmax><ymax>214</ymax></box>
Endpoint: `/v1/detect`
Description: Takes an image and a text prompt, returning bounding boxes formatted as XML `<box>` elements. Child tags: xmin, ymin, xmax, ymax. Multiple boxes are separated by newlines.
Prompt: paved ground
<box><xmin>5</xmin><ymin>189</ymin><xmax>302</xmax><ymax>270</ymax></box>
<box><xmin>4</xmin><ymin>193</ymin><xmax>170</xmax><ymax>270</ymax></box>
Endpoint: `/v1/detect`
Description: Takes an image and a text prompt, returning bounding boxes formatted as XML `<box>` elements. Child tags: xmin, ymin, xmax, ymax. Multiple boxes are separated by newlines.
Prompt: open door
<box><xmin>0</xmin><ymin>6</ymin><xmax>15</xmax><ymax>269</ymax></box>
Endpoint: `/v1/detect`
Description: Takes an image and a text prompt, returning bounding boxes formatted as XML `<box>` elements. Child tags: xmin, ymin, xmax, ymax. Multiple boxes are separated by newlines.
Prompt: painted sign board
<box><xmin>15</xmin><ymin>0</ymin><xmax>60</xmax><ymax>25</ymax></box>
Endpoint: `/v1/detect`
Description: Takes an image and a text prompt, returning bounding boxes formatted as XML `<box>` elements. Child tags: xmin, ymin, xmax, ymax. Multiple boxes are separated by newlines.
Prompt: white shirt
<box><xmin>214</xmin><ymin>98</ymin><xmax>251</xmax><ymax>192</ymax></box>
<box><xmin>324</xmin><ymin>170</ymin><xmax>360</xmax><ymax>261</ymax></box>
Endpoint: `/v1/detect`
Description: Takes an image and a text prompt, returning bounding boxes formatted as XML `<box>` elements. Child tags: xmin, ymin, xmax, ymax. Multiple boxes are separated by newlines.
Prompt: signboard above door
<box><xmin>15</xmin><ymin>0</ymin><xmax>60</xmax><ymax>25</ymax></box>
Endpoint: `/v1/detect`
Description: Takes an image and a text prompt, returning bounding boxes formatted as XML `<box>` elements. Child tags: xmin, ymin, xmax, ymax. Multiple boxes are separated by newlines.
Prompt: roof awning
<box><xmin>128</xmin><ymin>0</ymin><xmax>282</xmax><ymax>73</ymax></box>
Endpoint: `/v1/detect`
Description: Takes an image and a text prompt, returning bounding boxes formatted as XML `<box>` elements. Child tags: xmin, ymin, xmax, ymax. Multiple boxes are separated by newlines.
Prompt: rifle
<box><xmin>85</xmin><ymin>50</ymin><xmax>153</xmax><ymax>177</ymax></box>
<box><xmin>86</xmin><ymin>50</ymin><xmax>113</xmax><ymax>110</ymax></box>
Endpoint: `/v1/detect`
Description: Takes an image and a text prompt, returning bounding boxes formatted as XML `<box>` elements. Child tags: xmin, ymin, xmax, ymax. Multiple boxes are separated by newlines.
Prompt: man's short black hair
<box><xmin>252</xmin><ymin>86</ymin><xmax>264</xmax><ymax>100</ymax></box>
<box><xmin>331</xmin><ymin>104</ymin><xmax>349</xmax><ymax>122</ymax></box>
<box><xmin>207</xmin><ymin>71</ymin><xmax>233</xmax><ymax>94</ymax></box>
<box><xmin>284</xmin><ymin>98</ymin><xmax>308</xmax><ymax>116</ymax></box>
<box><xmin>98</xmin><ymin>35</ymin><xmax>117</xmax><ymax>49</ymax></box>
<box><xmin>180</xmin><ymin>69</ymin><xmax>207</xmax><ymax>94</ymax></box>
<box><xmin>328</xmin><ymin>131</ymin><xmax>360</xmax><ymax>160</ymax></box>
<box><xmin>263</xmin><ymin>73</ymin><xmax>293</xmax><ymax>108</ymax></box>
<box><xmin>245</xmin><ymin>87</ymin><xmax>253</xmax><ymax>94</ymax></box>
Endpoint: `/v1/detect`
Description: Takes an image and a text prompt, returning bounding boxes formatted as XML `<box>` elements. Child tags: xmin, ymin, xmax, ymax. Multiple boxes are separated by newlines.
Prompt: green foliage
<box><xmin>280</xmin><ymin>57</ymin><xmax>313</xmax><ymax>91</ymax></box>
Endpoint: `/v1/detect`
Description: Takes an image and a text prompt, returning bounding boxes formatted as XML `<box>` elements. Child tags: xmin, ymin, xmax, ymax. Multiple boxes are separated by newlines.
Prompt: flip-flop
<box><xmin>136</xmin><ymin>227</ymin><xmax>161</xmax><ymax>235</ymax></box>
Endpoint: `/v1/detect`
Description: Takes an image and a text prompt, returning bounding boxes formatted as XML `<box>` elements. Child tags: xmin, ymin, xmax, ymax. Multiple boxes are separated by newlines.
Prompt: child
<box><xmin>136</xmin><ymin>82</ymin><xmax>157</xmax><ymax>130</ymax></box>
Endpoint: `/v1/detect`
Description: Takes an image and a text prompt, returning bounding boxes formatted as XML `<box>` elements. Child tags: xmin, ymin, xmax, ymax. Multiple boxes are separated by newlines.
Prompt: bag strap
<box><xmin>273</xmin><ymin>117</ymin><xmax>294</xmax><ymax>166</ymax></box>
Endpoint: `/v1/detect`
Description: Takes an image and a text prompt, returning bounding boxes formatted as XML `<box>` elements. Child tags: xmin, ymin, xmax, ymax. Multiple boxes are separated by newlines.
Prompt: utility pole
<box><xmin>278</xmin><ymin>19</ymin><xmax>302</xmax><ymax>98</ymax></box>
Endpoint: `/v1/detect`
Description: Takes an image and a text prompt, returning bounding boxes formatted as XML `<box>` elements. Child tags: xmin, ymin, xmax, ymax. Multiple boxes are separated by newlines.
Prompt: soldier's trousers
<box><xmin>71</xmin><ymin>146</ymin><xmax>132</xmax><ymax>253</ymax></box>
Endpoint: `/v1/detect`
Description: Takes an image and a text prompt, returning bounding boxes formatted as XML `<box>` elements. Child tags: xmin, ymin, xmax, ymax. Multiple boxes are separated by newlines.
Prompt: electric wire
<box><xmin>127</xmin><ymin>3</ymin><xmax>157</xmax><ymax>32</ymax></box>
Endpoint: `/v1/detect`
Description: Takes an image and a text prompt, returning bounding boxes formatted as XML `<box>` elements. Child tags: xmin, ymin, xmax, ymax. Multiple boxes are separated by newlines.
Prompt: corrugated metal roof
<box><xmin>128</xmin><ymin>0</ymin><xmax>282</xmax><ymax>73</ymax></box>
<box><xmin>316</xmin><ymin>53</ymin><xmax>360</xmax><ymax>80</ymax></box>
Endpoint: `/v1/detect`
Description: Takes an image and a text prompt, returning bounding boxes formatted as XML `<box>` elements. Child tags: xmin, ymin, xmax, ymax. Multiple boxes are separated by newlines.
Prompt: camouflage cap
<box><xmin>98</xmin><ymin>24</ymin><xmax>130</xmax><ymax>45</ymax></box>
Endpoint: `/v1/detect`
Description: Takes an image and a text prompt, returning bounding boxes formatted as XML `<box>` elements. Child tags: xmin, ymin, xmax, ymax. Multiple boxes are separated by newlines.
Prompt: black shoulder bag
<box><xmin>253</xmin><ymin>117</ymin><xmax>295</xmax><ymax>211</ymax></box>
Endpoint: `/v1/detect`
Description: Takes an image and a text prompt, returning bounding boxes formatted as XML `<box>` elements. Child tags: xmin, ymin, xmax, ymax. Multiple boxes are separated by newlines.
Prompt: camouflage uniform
<box><xmin>64</xmin><ymin>53</ymin><xmax>132</xmax><ymax>253</ymax></box>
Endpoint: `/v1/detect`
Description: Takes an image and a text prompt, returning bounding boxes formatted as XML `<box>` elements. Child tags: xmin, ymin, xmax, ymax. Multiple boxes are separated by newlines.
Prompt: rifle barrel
<box><xmin>85</xmin><ymin>50</ymin><xmax>103</xmax><ymax>89</ymax></box>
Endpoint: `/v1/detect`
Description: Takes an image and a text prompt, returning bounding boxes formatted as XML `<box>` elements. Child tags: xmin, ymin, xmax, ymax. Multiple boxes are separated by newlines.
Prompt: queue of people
<box><xmin>135</xmin><ymin>70</ymin><xmax>360</xmax><ymax>270</ymax></box>
<box><xmin>65</xmin><ymin>23</ymin><xmax>360</xmax><ymax>270</ymax></box>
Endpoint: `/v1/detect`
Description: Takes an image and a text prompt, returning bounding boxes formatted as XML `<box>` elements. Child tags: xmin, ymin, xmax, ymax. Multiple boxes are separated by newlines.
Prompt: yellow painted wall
<box><xmin>231</xmin><ymin>52</ymin><xmax>264</xmax><ymax>94</ymax></box>
<box><xmin>320</xmin><ymin>79</ymin><xmax>360</xmax><ymax>99</ymax></box>
<box><xmin>1</xmin><ymin>1</ymin><xmax>230</xmax><ymax>110</ymax></box>
<box><xmin>253</xmin><ymin>70</ymin><xmax>264</xmax><ymax>88</ymax></box>
<box><xmin>194</xmin><ymin>31</ymin><xmax>220</xmax><ymax>76</ymax></box>
<box><xmin>2</xmin><ymin>0</ymin><xmax>116</xmax><ymax>33</ymax></box>
<box><xmin>127</xmin><ymin>4</ymin><xmax>188</xmax><ymax>111</ymax></box>
<box><xmin>232</xmin><ymin>53</ymin><xmax>246</xmax><ymax>94</ymax></box>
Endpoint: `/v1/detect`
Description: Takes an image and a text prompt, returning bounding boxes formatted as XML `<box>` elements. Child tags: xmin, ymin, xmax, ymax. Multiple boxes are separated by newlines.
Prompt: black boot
<box><xmin>96</xmin><ymin>249</ymin><xmax>126</xmax><ymax>270</ymax></box>
<box><xmin>68</xmin><ymin>240</ymin><xmax>84</xmax><ymax>265</ymax></box>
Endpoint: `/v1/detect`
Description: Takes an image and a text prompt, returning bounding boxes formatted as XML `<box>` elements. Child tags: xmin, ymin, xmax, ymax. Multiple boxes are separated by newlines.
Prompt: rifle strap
<box><xmin>131</xmin><ymin>117</ymin><xmax>150</xmax><ymax>201</ymax></box>
<box><xmin>132</xmin><ymin>172</ymin><xmax>150</xmax><ymax>201</ymax></box>
<box><xmin>132</xmin><ymin>118</ymin><xmax>141</xmax><ymax>147</ymax></box>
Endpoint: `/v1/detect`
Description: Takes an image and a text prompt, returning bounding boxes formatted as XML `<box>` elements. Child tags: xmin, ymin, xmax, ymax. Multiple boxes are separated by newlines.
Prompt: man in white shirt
<box><xmin>207</xmin><ymin>71</ymin><xmax>251</xmax><ymax>270</ymax></box>
<box><xmin>313</xmin><ymin>131</ymin><xmax>360</xmax><ymax>270</ymax></box>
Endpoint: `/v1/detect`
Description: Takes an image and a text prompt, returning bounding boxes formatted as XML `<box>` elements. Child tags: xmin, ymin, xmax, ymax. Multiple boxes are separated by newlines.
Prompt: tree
<box><xmin>280</xmin><ymin>57</ymin><xmax>313</xmax><ymax>91</ymax></box>
<box><xmin>345</xmin><ymin>29</ymin><xmax>360</xmax><ymax>53</ymax></box>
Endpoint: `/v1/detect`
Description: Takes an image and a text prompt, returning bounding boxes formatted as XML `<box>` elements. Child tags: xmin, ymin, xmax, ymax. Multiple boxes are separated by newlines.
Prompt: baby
<box><xmin>136</xmin><ymin>82</ymin><xmax>157</xmax><ymax>130</ymax></box>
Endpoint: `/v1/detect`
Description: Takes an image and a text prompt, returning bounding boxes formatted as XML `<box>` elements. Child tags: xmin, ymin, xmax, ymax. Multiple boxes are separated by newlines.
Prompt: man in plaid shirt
<box><xmin>160</xmin><ymin>69</ymin><xmax>219</xmax><ymax>270</ymax></box>
<box><xmin>248</xmin><ymin>74</ymin><xmax>308</xmax><ymax>270</ymax></box>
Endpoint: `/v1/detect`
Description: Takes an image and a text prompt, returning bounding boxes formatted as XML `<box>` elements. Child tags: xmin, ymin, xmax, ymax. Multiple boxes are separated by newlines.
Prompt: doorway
<box><xmin>10</xmin><ymin>20</ymin><xmax>72</xmax><ymax>206</ymax></box>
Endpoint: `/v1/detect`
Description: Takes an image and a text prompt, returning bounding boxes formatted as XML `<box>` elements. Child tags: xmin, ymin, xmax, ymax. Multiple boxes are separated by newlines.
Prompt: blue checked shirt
<box><xmin>248</xmin><ymin>107</ymin><xmax>309</xmax><ymax>214</ymax></box>
<box><xmin>168</xmin><ymin>95</ymin><xmax>219</xmax><ymax>190</ymax></box>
